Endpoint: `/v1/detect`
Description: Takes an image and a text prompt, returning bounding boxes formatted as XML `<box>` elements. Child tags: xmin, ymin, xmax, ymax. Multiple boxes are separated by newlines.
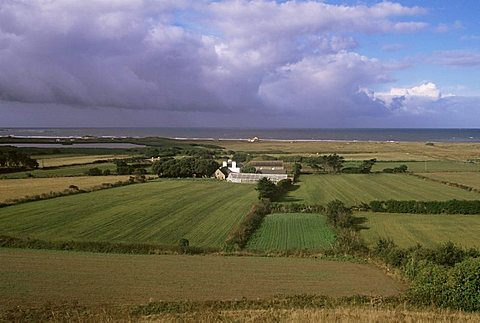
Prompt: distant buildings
<box><xmin>215</xmin><ymin>159</ymin><xmax>288</xmax><ymax>183</ymax></box>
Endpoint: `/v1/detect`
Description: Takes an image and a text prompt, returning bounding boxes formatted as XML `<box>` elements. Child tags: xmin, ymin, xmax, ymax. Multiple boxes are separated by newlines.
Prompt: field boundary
<box><xmin>0</xmin><ymin>235</ymin><xmax>217</xmax><ymax>255</ymax></box>
<box><xmin>409</xmin><ymin>173</ymin><xmax>480</xmax><ymax>194</ymax></box>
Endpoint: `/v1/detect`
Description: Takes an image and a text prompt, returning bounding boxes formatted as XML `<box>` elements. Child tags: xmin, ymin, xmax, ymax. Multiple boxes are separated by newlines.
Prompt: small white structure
<box><xmin>248</xmin><ymin>136</ymin><xmax>259</xmax><ymax>143</ymax></box>
<box><xmin>222</xmin><ymin>159</ymin><xmax>241</xmax><ymax>173</ymax></box>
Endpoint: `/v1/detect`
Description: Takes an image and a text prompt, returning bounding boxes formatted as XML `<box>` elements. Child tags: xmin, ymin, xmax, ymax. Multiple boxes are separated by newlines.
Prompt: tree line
<box><xmin>0</xmin><ymin>150</ymin><xmax>38</xmax><ymax>170</ymax></box>
<box><xmin>152</xmin><ymin>157</ymin><xmax>219</xmax><ymax>178</ymax></box>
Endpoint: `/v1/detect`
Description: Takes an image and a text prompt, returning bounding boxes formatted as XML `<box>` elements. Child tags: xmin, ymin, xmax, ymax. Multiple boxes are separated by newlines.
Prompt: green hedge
<box><xmin>224</xmin><ymin>200</ymin><xmax>271</xmax><ymax>250</ymax></box>
<box><xmin>0</xmin><ymin>235</ymin><xmax>214</xmax><ymax>255</ymax></box>
<box><xmin>369</xmin><ymin>199</ymin><xmax>480</xmax><ymax>214</ymax></box>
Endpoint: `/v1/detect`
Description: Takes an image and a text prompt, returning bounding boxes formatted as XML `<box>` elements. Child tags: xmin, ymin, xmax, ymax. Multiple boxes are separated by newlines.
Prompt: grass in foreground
<box><xmin>0</xmin><ymin>176</ymin><xmax>130</xmax><ymax>202</ymax></box>
<box><xmin>359</xmin><ymin>212</ymin><xmax>480</xmax><ymax>248</ymax></box>
<box><xmin>284</xmin><ymin>174</ymin><xmax>479</xmax><ymax>206</ymax></box>
<box><xmin>0</xmin><ymin>179</ymin><xmax>256</xmax><ymax>248</ymax></box>
<box><xmin>0</xmin><ymin>248</ymin><xmax>403</xmax><ymax>307</ymax></box>
<box><xmin>246</xmin><ymin>213</ymin><xmax>335</xmax><ymax>251</ymax></box>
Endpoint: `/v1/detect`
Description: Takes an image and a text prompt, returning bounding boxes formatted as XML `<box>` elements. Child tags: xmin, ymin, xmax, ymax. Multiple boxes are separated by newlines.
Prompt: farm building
<box><xmin>227</xmin><ymin>173</ymin><xmax>288</xmax><ymax>184</ymax></box>
<box><xmin>222</xmin><ymin>160</ymin><xmax>241</xmax><ymax>173</ymax></box>
<box><xmin>214</xmin><ymin>167</ymin><xmax>231</xmax><ymax>180</ymax></box>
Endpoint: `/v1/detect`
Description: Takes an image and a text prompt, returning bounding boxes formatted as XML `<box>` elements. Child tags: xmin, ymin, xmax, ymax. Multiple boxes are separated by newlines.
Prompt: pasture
<box><xmin>0</xmin><ymin>179</ymin><xmax>257</xmax><ymax>248</ymax></box>
<box><xmin>417</xmin><ymin>172</ymin><xmax>480</xmax><ymax>191</ymax></box>
<box><xmin>373</xmin><ymin>161</ymin><xmax>480</xmax><ymax>173</ymax></box>
<box><xmin>33</xmin><ymin>154</ymin><xmax>127</xmax><ymax>167</ymax></box>
<box><xmin>284</xmin><ymin>174</ymin><xmax>479</xmax><ymax>206</ymax></box>
<box><xmin>247</xmin><ymin>213</ymin><xmax>335</xmax><ymax>251</ymax></box>
<box><xmin>359</xmin><ymin>212</ymin><xmax>480</xmax><ymax>248</ymax></box>
<box><xmin>0</xmin><ymin>176</ymin><xmax>131</xmax><ymax>203</ymax></box>
<box><xmin>0</xmin><ymin>248</ymin><xmax>404</xmax><ymax>307</ymax></box>
<box><xmin>0</xmin><ymin>163</ymin><xmax>116</xmax><ymax>179</ymax></box>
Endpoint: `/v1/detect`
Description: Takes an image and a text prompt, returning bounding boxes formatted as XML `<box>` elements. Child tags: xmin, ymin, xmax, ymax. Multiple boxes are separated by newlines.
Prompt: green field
<box><xmin>285</xmin><ymin>174</ymin><xmax>479</xmax><ymax>206</ymax></box>
<box><xmin>417</xmin><ymin>172</ymin><xmax>480</xmax><ymax>191</ymax></box>
<box><xmin>0</xmin><ymin>180</ymin><xmax>256</xmax><ymax>248</ymax></box>
<box><xmin>359</xmin><ymin>212</ymin><xmax>480</xmax><ymax>248</ymax></box>
<box><xmin>247</xmin><ymin>213</ymin><xmax>335</xmax><ymax>251</ymax></box>
<box><xmin>372</xmin><ymin>161</ymin><xmax>480</xmax><ymax>173</ymax></box>
<box><xmin>0</xmin><ymin>176</ymin><xmax>131</xmax><ymax>203</ymax></box>
<box><xmin>0</xmin><ymin>163</ymin><xmax>117</xmax><ymax>179</ymax></box>
<box><xmin>0</xmin><ymin>248</ymin><xmax>403</xmax><ymax>306</ymax></box>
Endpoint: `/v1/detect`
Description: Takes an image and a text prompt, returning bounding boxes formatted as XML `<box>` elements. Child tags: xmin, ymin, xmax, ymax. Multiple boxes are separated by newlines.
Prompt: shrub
<box><xmin>86</xmin><ymin>167</ymin><xmax>103</xmax><ymax>176</ymax></box>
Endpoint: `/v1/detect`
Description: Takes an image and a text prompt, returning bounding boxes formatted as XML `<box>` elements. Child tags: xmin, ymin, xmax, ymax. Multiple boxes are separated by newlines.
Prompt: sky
<box><xmin>0</xmin><ymin>0</ymin><xmax>479</xmax><ymax>128</ymax></box>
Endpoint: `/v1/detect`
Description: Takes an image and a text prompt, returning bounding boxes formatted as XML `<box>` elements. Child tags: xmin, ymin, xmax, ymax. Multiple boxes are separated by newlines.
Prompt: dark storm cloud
<box><xmin>3</xmin><ymin>0</ymin><xmax>476</xmax><ymax>127</ymax></box>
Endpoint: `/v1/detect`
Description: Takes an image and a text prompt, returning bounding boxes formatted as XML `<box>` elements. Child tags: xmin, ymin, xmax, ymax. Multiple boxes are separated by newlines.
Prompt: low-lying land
<box><xmin>0</xmin><ymin>179</ymin><xmax>257</xmax><ymax>248</ymax></box>
<box><xmin>0</xmin><ymin>176</ymin><xmax>130</xmax><ymax>203</ymax></box>
<box><xmin>284</xmin><ymin>174</ymin><xmax>479</xmax><ymax>206</ymax></box>
<box><xmin>359</xmin><ymin>212</ymin><xmax>480</xmax><ymax>248</ymax></box>
<box><xmin>0</xmin><ymin>248</ymin><xmax>404</xmax><ymax>307</ymax></box>
<box><xmin>246</xmin><ymin>213</ymin><xmax>335</xmax><ymax>251</ymax></box>
<box><xmin>194</xmin><ymin>139</ymin><xmax>480</xmax><ymax>161</ymax></box>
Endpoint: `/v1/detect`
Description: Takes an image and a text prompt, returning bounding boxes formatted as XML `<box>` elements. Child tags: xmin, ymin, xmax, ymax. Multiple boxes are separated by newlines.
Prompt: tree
<box><xmin>115</xmin><ymin>159</ymin><xmax>133</xmax><ymax>175</ymax></box>
<box><xmin>256</xmin><ymin>177</ymin><xmax>278</xmax><ymax>200</ymax></box>
<box><xmin>232</xmin><ymin>152</ymin><xmax>249</xmax><ymax>163</ymax></box>
<box><xmin>276</xmin><ymin>178</ymin><xmax>293</xmax><ymax>193</ymax></box>
<box><xmin>292</xmin><ymin>162</ymin><xmax>302</xmax><ymax>182</ymax></box>
<box><xmin>322</xmin><ymin>154</ymin><xmax>344</xmax><ymax>174</ymax></box>
<box><xmin>326</xmin><ymin>199</ymin><xmax>353</xmax><ymax>228</ymax></box>
<box><xmin>358</xmin><ymin>158</ymin><xmax>377</xmax><ymax>174</ymax></box>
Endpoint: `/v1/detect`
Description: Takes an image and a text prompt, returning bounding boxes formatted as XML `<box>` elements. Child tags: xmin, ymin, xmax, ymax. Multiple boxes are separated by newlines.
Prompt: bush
<box><xmin>86</xmin><ymin>167</ymin><xmax>103</xmax><ymax>176</ymax></box>
<box><xmin>256</xmin><ymin>177</ymin><xmax>279</xmax><ymax>200</ymax></box>
<box><xmin>325</xmin><ymin>200</ymin><xmax>354</xmax><ymax>228</ymax></box>
<box><xmin>408</xmin><ymin>257</ymin><xmax>480</xmax><ymax>311</ymax></box>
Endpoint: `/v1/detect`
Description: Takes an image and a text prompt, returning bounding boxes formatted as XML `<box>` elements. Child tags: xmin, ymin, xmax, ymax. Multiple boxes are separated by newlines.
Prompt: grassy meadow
<box><xmin>417</xmin><ymin>172</ymin><xmax>480</xmax><ymax>190</ymax></box>
<box><xmin>0</xmin><ymin>179</ymin><xmax>257</xmax><ymax>248</ymax></box>
<box><xmin>0</xmin><ymin>176</ymin><xmax>131</xmax><ymax>203</ymax></box>
<box><xmin>359</xmin><ymin>212</ymin><xmax>480</xmax><ymax>248</ymax></box>
<box><xmin>0</xmin><ymin>162</ymin><xmax>117</xmax><ymax>179</ymax></box>
<box><xmin>33</xmin><ymin>154</ymin><xmax>127</xmax><ymax>167</ymax></box>
<box><xmin>373</xmin><ymin>160</ymin><xmax>480</xmax><ymax>173</ymax></box>
<box><xmin>284</xmin><ymin>174</ymin><xmax>479</xmax><ymax>206</ymax></box>
<box><xmin>0</xmin><ymin>248</ymin><xmax>403</xmax><ymax>307</ymax></box>
<box><xmin>247</xmin><ymin>213</ymin><xmax>335</xmax><ymax>251</ymax></box>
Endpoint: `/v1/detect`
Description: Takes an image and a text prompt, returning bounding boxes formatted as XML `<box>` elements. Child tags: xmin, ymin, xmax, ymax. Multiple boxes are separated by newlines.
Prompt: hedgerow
<box><xmin>369</xmin><ymin>199</ymin><xmax>480</xmax><ymax>214</ymax></box>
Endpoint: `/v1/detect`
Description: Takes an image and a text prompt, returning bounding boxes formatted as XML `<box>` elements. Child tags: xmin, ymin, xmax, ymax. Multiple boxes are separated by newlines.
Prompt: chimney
<box><xmin>222</xmin><ymin>161</ymin><xmax>227</xmax><ymax>167</ymax></box>
<box><xmin>232</xmin><ymin>161</ymin><xmax>237</xmax><ymax>169</ymax></box>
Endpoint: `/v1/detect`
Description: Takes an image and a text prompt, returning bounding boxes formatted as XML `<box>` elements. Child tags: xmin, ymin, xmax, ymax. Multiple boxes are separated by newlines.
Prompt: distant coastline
<box><xmin>1</xmin><ymin>128</ymin><xmax>480</xmax><ymax>143</ymax></box>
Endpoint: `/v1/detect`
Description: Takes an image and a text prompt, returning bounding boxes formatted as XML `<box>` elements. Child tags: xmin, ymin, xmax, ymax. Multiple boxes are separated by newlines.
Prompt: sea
<box><xmin>1</xmin><ymin>128</ymin><xmax>480</xmax><ymax>142</ymax></box>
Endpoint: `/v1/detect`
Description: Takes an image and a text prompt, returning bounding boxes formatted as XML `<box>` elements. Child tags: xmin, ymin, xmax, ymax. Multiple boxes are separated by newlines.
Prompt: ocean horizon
<box><xmin>1</xmin><ymin>127</ymin><xmax>480</xmax><ymax>142</ymax></box>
